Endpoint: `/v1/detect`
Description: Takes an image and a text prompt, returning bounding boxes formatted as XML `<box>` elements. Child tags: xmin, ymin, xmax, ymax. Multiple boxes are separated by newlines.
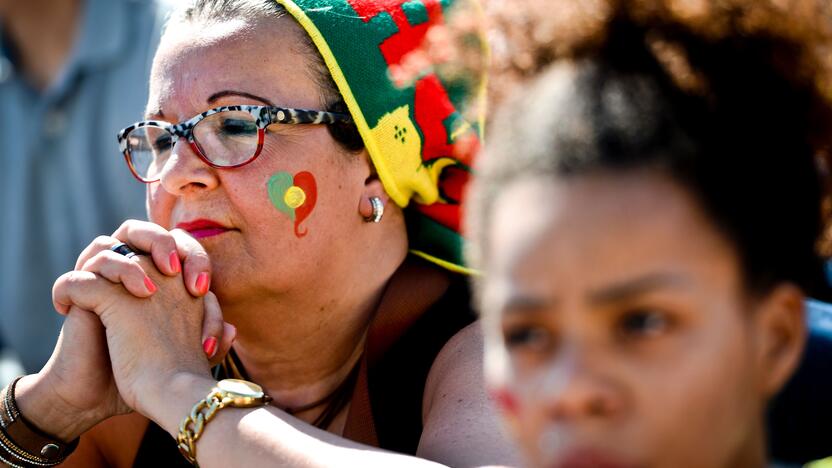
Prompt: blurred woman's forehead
<box><xmin>486</xmin><ymin>171</ymin><xmax>742</xmax><ymax>298</ymax></box>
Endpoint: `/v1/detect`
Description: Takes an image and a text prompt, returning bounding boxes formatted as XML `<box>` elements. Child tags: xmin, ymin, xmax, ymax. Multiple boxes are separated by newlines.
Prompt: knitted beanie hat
<box><xmin>275</xmin><ymin>0</ymin><xmax>487</xmax><ymax>274</ymax></box>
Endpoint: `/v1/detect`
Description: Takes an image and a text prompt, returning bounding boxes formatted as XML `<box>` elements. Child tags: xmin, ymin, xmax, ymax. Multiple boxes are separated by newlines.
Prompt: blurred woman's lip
<box><xmin>553</xmin><ymin>449</ymin><xmax>639</xmax><ymax>468</ymax></box>
<box><xmin>175</xmin><ymin>219</ymin><xmax>233</xmax><ymax>239</ymax></box>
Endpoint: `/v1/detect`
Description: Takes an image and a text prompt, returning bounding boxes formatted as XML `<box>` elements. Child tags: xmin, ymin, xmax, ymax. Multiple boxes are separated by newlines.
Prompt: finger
<box><xmin>210</xmin><ymin>322</ymin><xmax>237</xmax><ymax>367</ymax></box>
<box><xmin>81</xmin><ymin>250</ymin><xmax>157</xmax><ymax>297</ymax></box>
<box><xmin>112</xmin><ymin>220</ymin><xmax>182</xmax><ymax>277</ymax></box>
<box><xmin>75</xmin><ymin>235</ymin><xmax>124</xmax><ymax>271</ymax></box>
<box><xmin>53</xmin><ymin>271</ymin><xmax>120</xmax><ymax>317</ymax></box>
<box><xmin>170</xmin><ymin>229</ymin><xmax>212</xmax><ymax>297</ymax></box>
<box><xmin>201</xmin><ymin>292</ymin><xmax>225</xmax><ymax>360</ymax></box>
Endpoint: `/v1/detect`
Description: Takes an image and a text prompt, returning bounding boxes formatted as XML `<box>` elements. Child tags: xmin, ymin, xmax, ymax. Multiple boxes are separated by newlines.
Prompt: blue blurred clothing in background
<box><xmin>769</xmin><ymin>299</ymin><xmax>832</xmax><ymax>464</ymax></box>
<box><xmin>0</xmin><ymin>0</ymin><xmax>170</xmax><ymax>371</ymax></box>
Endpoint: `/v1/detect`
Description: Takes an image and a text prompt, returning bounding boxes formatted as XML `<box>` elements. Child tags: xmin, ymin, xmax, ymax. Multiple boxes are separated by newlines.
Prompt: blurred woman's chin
<box><xmin>551</xmin><ymin>449</ymin><xmax>641</xmax><ymax>468</ymax></box>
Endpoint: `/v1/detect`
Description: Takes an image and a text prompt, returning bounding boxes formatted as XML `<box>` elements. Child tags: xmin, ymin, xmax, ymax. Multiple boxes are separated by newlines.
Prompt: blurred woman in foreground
<box><xmin>469</xmin><ymin>1</ymin><xmax>832</xmax><ymax>466</ymax></box>
<box><xmin>0</xmin><ymin>1</ymin><xmax>518</xmax><ymax>467</ymax></box>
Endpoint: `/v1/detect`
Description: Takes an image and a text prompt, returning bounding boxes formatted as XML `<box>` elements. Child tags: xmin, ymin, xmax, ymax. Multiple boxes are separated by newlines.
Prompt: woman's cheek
<box><xmin>146</xmin><ymin>183</ymin><xmax>173</xmax><ymax>227</ymax></box>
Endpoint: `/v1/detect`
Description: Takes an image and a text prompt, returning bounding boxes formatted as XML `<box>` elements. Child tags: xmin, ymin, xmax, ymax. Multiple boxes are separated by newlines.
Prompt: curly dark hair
<box><xmin>484</xmin><ymin>0</ymin><xmax>832</xmax><ymax>108</ymax></box>
<box><xmin>469</xmin><ymin>0</ymin><xmax>832</xmax><ymax>298</ymax></box>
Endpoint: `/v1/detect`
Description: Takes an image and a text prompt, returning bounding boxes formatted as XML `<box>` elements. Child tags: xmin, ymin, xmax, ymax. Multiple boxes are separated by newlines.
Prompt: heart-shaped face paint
<box><xmin>268</xmin><ymin>172</ymin><xmax>295</xmax><ymax>219</ymax></box>
<box><xmin>268</xmin><ymin>171</ymin><xmax>318</xmax><ymax>238</ymax></box>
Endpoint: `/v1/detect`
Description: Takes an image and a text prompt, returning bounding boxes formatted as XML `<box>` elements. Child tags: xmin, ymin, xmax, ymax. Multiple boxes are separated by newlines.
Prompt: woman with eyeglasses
<box><xmin>468</xmin><ymin>0</ymin><xmax>832</xmax><ymax>467</ymax></box>
<box><xmin>0</xmin><ymin>1</ymin><xmax>519</xmax><ymax>467</ymax></box>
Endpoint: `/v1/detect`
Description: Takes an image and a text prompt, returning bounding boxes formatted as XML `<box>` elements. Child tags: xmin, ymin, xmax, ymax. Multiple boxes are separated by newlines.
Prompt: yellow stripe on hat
<box><xmin>274</xmin><ymin>0</ymin><xmax>414</xmax><ymax>209</ymax></box>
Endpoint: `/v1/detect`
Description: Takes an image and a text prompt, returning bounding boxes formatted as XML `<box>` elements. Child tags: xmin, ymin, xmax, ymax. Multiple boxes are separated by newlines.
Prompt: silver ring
<box><xmin>110</xmin><ymin>242</ymin><xmax>138</xmax><ymax>259</ymax></box>
<box><xmin>365</xmin><ymin>197</ymin><xmax>384</xmax><ymax>223</ymax></box>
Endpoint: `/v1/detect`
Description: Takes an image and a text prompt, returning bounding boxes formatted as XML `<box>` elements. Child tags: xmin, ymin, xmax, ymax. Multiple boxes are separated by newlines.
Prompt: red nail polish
<box><xmin>144</xmin><ymin>276</ymin><xmax>157</xmax><ymax>293</ymax></box>
<box><xmin>492</xmin><ymin>389</ymin><xmax>520</xmax><ymax>415</ymax></box>
<box><xmin>169</xmin><ymin>251</ymin><xmax>181</xmax><ymax>273</ymax></box>
<box><xmin>196</xmin><ymin>272</ymin><xmax>210</xmax><ymax>295</ymax></box>
<box><xmin>203</xmin><ymin>337</ymin><xmax>217</xmax><ymax>357</ymax></box>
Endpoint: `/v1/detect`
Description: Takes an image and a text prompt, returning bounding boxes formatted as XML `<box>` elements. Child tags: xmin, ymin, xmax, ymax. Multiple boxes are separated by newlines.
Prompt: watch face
<box><xmin>217</xmin><ymin>379</ymin><xmax>264</xmax><ymax>398</ymax></box>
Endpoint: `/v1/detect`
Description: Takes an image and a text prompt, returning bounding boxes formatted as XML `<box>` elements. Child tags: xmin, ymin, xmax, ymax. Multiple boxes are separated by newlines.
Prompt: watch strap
<box><xmin>177</xmin><ymin>381</ymin><xmax>269</xmax><ymax>467</ymax></box>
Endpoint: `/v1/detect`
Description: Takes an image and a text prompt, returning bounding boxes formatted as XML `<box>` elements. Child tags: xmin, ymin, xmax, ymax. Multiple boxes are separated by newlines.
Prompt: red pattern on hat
<box><xmin>347</xmin><ymin>0</ymin><xmax>443</xmax><ymax>67</ymax></box>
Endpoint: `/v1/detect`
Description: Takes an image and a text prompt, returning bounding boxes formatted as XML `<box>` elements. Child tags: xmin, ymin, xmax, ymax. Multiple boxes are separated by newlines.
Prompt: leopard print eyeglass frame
<box><xmin>116</xmin><ymin>105</ymin><xmax>353</xmax><ymax>183</ymax></box>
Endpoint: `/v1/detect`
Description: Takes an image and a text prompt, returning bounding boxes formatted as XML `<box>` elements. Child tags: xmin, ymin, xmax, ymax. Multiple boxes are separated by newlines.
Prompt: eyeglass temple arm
<box><xmin>266</xmin><ymin>107</ymin><xmax>352</xmax><ymax>125</ymax></box>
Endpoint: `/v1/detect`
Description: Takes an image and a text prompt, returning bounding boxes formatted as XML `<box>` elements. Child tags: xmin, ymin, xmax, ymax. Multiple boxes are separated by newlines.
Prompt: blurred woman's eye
<box><xmin>503</xmin><ymin>324</ymin><xmax>554</xmax><ymax>353</ymax></box>
<box><xmin>617</xmin><ymin>309</ymin><xmax>672</xmax><ymax>340</ymax></box>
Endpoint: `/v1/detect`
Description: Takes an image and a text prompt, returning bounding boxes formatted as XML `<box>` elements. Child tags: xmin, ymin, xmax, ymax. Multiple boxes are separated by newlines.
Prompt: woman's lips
<box><xmin>175</xmin><ymin>219</ymin><xmax>232</xmax><ymax>239</ymax></box>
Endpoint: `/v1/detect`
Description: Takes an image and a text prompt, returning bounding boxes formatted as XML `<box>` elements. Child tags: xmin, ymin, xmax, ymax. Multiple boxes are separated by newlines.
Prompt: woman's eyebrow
<box><xmin>502</xmin><ymin>294</ymin><xmax>554</xmax><ymax>315</ymax></box>
<box><xmin>207</xmin><ymin>90</ymin><xmax>275</xmax><ymax>106</ymax></box>
<box><xmin>587</xmin><ymin>273</ymin><xmax>690</xmax><ymax>305</ymax></box>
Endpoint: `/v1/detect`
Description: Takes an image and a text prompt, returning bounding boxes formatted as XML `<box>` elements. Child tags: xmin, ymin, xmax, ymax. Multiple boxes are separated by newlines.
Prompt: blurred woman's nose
<box><xmin>540</xmin><ymin>348</ymin><xmax>624</xmax><ymax>422</ymax></box>
<box><xmin>158</xmin><ymin>138</ymin><xmax>220</xmax><ymax>195</ymax></box>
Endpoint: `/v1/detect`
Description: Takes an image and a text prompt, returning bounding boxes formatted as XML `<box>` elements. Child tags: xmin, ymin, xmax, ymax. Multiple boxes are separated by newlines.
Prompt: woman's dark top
<box><xmin>132</xmin><ymin>259</ymin><xmax>476</xmax><ymax>467</ymax></box>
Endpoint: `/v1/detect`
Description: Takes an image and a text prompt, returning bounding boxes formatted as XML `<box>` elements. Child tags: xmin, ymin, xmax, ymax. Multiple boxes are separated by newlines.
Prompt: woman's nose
<box><xmin>540</xmin><ymin>351</ymin><xmax>624</xmax><ymax>422</ymax></box>
<box><xmin>158</xmin><ymin>137</ymin><xmax>220</xmax><ymax>195</ymax></box>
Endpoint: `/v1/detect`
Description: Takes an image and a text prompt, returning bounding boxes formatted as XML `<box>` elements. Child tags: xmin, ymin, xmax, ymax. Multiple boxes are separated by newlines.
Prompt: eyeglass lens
<box><xmin>126</xmin><ymin>110</ymin><xmax>261</xmax><ymax>181</ymax></box>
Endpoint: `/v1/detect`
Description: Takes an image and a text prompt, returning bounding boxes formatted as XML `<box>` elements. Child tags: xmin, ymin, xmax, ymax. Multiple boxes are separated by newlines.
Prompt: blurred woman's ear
<box><xmin>753</xmin><ymin>283</ymin><xmax>807</xmax><ymax>398</ymax></box>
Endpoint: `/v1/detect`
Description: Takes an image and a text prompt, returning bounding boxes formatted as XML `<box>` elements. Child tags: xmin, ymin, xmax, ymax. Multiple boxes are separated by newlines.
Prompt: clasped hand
<box><xmin>42</xmin><ymin>220</ymin><xmax>234</xmax><ymax>431</ymax></box>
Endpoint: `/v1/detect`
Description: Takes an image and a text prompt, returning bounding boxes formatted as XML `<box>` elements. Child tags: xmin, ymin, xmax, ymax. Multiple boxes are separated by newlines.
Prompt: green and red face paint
<box><xmin>268</xmin><ymin>171</ymin><xmax>318</xmax><ymax>238</ymax></box>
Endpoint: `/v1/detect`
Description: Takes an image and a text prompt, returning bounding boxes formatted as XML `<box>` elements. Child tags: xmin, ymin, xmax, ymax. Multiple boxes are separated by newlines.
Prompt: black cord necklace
<box><xmin>214</xmin><ymin>348</ymin><xmax>361</xmax><ymax>430</ymax></box>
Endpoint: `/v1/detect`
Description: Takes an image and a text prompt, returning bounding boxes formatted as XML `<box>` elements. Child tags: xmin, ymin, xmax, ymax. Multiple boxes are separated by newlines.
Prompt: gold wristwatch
<box><xmin>177</xmin><ymin>379</ymin><xmax>271</xmax><ymax>467</ymax></box>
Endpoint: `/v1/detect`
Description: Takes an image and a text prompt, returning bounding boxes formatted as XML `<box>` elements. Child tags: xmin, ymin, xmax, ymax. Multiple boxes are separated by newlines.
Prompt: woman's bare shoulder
<box><xmin>422</xmin><ymin>320</ymin><xmax>483</xmax><ymax>412</ymax></box>
<box><xmin>418</xmin><ymin>321</ymin><xmax>520</xmax><ymax>466</ymax></box>
<box><xmin>62</xmin><ymin>412</ymin><xmax>150</xmax><ymax>468</ymax></box>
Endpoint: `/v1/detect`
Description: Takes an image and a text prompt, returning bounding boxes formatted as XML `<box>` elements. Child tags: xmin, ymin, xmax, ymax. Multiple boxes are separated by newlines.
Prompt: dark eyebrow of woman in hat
<box><xmin>208</xmin><ymin>89</ymin><xmax>275</xmax><ymax>106</ymax></box>
<box><xmin>142</xmin><ymin>90</ymin><xmax>276</xmax><ymax>120</ymax></box>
